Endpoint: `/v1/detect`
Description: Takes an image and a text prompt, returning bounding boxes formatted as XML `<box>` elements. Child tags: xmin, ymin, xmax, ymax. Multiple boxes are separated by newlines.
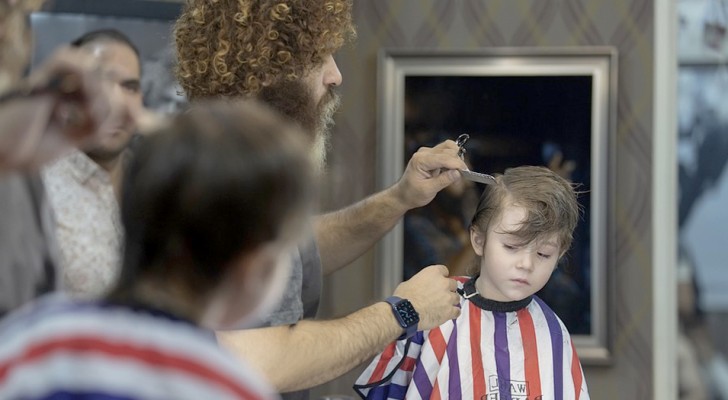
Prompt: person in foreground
<box><xmin>355</xmin><ymin>166</ymin><xmax>589</xmax><ymax>400</ymax></box>
<box><xmin>174</xmin><ymin>1</ymin><xmax>466</xmax><ymax>397</ymax></box>
<box><xmin>0</xmin><ymin>99</ymin><xmax>315</xmax><ymax>400</ymax></box>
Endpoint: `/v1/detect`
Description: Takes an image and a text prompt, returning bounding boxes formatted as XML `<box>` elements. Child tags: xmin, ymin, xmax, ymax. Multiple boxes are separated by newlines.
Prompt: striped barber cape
<box><xmin>354</xmin><ymin>276</ymin><xmax>589</xmax><ymax>400</ymax></box>
<box><xmin>0</xmin><ymin>294</ymin><xmax>278</xmax><ymax>400</ymax></box>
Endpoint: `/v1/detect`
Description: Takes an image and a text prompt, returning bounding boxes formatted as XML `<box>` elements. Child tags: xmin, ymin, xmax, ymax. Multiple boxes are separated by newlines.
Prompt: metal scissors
<box><xmin>455</xmin><ymin>133</ymin><xmax>496</xmax><ymax>185</ymax></box>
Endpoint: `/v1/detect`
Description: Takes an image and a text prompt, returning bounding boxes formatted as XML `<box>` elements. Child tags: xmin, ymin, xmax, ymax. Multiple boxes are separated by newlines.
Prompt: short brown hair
<box><xmin>112</xmin><ymin>99</ymin><xmax>316</xmax><ymax>298</ymax></box>
<box><xmin>174</xmin><ymin>0</ymin><xmax>355</xmax><ymax>101</ymax></box>
<box><xmin>471</xmin><ymin>166</ymin><xmax>580</xmax><ymax>252</ymax></box>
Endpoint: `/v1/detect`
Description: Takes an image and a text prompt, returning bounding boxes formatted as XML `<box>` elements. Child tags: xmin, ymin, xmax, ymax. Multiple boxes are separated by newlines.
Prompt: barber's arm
<box><xmin>314</xmin><ymin>140</ymin><xmax>468</xmax><ymax>275</ymax></box>
<box><xmin>216</xmin><ymin>265</ymin><xmax>460</xmax><ymax>392</ymax></box>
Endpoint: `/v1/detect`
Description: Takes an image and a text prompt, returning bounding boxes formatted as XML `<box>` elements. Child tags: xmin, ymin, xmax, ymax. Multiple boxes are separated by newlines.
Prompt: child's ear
<box><xmin>470</xmin><ymin>227</ymin><xmax>486</xmax><ymax>256</ymax></box>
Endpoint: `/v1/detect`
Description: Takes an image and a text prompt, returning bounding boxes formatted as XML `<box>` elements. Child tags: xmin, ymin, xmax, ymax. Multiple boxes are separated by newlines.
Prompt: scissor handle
<box><xmin>456</xmin><ymin>133</ymin><xmax>470</xmax><ymax>158</ymax></box>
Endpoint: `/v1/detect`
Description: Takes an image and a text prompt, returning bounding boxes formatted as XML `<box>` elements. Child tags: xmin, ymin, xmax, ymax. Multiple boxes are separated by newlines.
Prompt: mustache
<box><xmin>319</xmin><ymin>88</ymin><xmax>341</xmax><ymax>121</ymax></box>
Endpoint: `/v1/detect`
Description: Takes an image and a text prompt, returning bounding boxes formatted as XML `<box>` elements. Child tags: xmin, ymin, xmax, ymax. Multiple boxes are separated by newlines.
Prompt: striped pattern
<box><xmin>0</xmin><ymin>295</ymin><xmax>277</xmax><ymax>400</ymax></box>
<box><xmin>355</xmin><ymin>279</ymin><xmax>589</xmax><ymax>399</ymax></box>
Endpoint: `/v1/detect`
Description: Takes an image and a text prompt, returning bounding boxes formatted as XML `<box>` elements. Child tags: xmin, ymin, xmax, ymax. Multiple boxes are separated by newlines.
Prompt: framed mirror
<box><xmin>376</xmin><ymin>47</ymin><xmax>617</xmax><ymax>364</ymax></box>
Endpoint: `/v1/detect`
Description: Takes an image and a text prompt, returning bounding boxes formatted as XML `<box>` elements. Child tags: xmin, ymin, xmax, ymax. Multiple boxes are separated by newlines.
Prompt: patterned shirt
<box><xmin>355</xmin><ymin>276</ymin><xmax>589</xmax><ymax>400</ymax></box>
<box><xmin>0</xmin><ymin>294</ymin><xmax>279</xmax><ymax>400</ymax></box>
<box><xmin>42</xmin><ymin>150</ymin><xmax>123</xmax><ymax>298</ymax></box>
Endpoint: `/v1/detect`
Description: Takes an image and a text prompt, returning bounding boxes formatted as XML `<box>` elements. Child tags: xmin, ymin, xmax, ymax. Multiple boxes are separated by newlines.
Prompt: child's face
<box><xmin>470</xmin><ymin>204</ymin><xmax>561</xmax><ymax>302</ymax></box>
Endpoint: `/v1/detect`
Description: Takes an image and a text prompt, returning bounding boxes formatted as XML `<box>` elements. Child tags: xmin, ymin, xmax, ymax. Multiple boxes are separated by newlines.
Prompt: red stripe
<box><xmin>401</xmin><ymin>357</ymin><xmax>417</xmax><ymax>372</ymax></box>
<box><xmin>571</xmin><ymin>341</ymin><xmax>583</xmax><ymax>400</ymax></box>
<box><xmin>0</xmin><ymin>336</ymin><xmax>266</xmax><ymax>400</ymax></box>
<box><xmin>452</xmin><ymin>276</ymin><xmax>469</xmax><ymax>284</ymax></box>
<box><xmin>428</xmin><ymin>328</ymin><xmax>447</xmax><ymax>364</ymax></box>
<box><xmin>517</xmin><ymin>308</ymin><xmax>542</xmax><ymax>398</ymax></box>
<box><xmin>369</xmin><ymin>342</ymin><xmax>396</xmax><ymax>382</ymax></box>
<box><xmin>431</xmin><ymin>380</ymin><xmax>442</xmax><ymax>400</ymax></box>
<box><xmin>469</xmin><ymin>302</ymin><xmax>485</xmax><ymax>399</ymax></box>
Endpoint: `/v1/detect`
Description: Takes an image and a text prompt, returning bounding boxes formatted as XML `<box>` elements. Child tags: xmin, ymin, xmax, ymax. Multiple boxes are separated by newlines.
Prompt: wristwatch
<box><xmin>384</xmin><ymin>296</ymin><xmax>419</xmax><ymax>340</ymax></box>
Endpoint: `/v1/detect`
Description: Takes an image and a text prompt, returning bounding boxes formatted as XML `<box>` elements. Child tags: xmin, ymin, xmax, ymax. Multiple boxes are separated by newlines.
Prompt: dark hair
<box><xmin>70</xmin><ymin>29</ymin><xmax>141</xmax><ymax>66</ymax></box>
<box><xmin>471</xmin><ymin>166</ymin><xmax>580</xmax><ymax>253</ymax></box>
<box><xmin>111</xmin><ymin>99</ymin><xmax>315</xmax><ymax>298</ymax></box>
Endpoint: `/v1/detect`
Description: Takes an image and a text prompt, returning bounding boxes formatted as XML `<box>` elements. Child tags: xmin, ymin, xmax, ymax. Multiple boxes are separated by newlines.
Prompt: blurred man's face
<box><xmin>82</xmin><ymin>40</ymin><xmax>142</xmax><ymax>163</ymax></box>
<box><xmin>256</xmin><ymin>54</ymin><xmax>342</xmax><ymax>173</ymax></box>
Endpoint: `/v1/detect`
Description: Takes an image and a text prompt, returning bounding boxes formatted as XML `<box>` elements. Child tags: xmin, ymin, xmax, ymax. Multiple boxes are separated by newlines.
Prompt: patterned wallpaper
<box><xmin>317</xmin><ymin>1</ymin><xmax>655</xmax><ymax>398</ymax></box>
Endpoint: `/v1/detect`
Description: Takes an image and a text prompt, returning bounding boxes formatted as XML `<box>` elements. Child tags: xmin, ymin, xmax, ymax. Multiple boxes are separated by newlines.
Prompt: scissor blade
<box><xmin>459</xmin><ymin>169</ymin><xmax>496</xmax><ymax>185</ymax></box>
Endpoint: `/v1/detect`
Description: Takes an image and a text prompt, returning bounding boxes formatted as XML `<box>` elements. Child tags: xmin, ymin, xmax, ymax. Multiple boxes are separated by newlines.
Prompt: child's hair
<box><xmin>470</xmin><ymin>165</ymin><xmax>580</xmax><ymax>253</ymax></box>
<box><xmin>110</xmin><ymin>99</ymin><xmax>315</xmax><ymax>299</ymax></box>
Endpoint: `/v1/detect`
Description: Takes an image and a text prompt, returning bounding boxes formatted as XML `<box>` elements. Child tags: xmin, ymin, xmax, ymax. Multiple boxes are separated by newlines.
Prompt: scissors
<box><xmin>455</xmin><ymin>134</ymin><xmax>496</xmax><ymax>185</ymax></box>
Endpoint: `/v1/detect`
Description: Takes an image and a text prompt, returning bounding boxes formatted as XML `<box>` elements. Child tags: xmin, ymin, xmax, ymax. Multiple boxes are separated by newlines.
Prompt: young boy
<box><xmin>355</xmin><ymin>166</ymin><xmax>589</xmax><ymax>399</ymax></box>
<box><xmin>0</xmin><ymin>100</ymin><xmax>315</xmax><ymax>400</ymax></box>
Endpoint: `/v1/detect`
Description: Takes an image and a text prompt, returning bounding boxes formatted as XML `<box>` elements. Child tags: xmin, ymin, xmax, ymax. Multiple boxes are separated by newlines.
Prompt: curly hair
<box><xmin>174</xmin><ymin>0</ymin><xmax>355</xmax><ymax>100</ymax></box>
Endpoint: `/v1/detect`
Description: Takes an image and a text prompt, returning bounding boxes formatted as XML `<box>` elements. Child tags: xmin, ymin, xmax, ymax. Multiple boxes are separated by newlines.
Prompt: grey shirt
<box><xmin>259</xmin><ymin>233</ymin><xmax>322</xmax><ymax>400</ymax></box>
<box><xmin>0</xmin><ymin>173</ymin><xmax>61</xmax><ymax>317</ymax></box>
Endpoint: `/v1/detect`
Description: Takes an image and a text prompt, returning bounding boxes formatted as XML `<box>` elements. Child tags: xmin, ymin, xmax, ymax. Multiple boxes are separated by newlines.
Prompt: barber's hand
<box><xmin>393</xmin><ymin>265</ymin><xmax>460</xmax><ymax>331</ymax></box>
<box><xmin>0</xmin><ymin>46</ymin><xmax>150</xmax><ymax>170</ymax></box>
<box><xmin>392</xmin><ymin>140</ymin><xmax>469</xmax><ymax>210</ymax></box>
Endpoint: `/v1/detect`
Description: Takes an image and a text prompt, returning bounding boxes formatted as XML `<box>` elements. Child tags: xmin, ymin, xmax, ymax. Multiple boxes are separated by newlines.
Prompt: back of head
<box><xmin>174</xmin><ymin>0</ymin><xmax>355</xmax><ymax>100</ymax></box>
<box><xmin>115</xmin><ymin>99</ymin><xmax>316</xmax><ymax>296</ymax></box>
<box><xmin>471</xmin><ymin>165</ymin><xmax>580</xmax><ymax>252</ymax></box>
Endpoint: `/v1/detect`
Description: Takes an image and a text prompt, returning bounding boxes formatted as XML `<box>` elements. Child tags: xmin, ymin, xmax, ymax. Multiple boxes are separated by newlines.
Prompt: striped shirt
<box><xmin>354</xmin><ymin>276</ymin><xmax>589</xmax><ymax>400</ymax></box>
<box><xmin>0</xmin><ymin>294</ymin><xmax>278</xmax><ymax>400</ymax></box>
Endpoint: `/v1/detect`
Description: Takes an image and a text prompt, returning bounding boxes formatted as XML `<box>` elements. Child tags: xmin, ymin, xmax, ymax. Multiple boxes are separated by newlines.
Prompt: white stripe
<box><xmin>0</xmin><ymin>351</ymin><xmax>270</xmax><ymax>400</ymax></box>
<box><xmin>0</xmin><ymin>298</ymin><xmax>276</xmax><ymax>399</ymax></box>
<box><xmin>391</xmin><ymin>340</ymin><xmax>419</xmax><ymax>387</ymax></box>
<box><xmin>506</xmin><ymin>309</ymin><xmax>528</xmax><ymax>396</ymax></box>
<box><xmin>455</xmin><ymin>298</ymin><xmax>474</xmax><ymax>399</ymax></box>
<box><xmin>479</xmin><ymin>307</ymin><xmax>498</xmax><ymax>395</ymax></box>
<box><xmin>530</xmin><ymin>300</ymin><xmax>555</xmax><ymax>396</ymax></box>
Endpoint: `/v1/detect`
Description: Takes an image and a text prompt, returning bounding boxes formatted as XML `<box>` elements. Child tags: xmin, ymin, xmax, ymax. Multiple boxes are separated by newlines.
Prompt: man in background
<box><xmin>175</xmin><ymin>1</ymin><xmax>466</xmax><ymax>398</ymax></box>
<box><xmin>0</xmin><ymin>0</ymin><xmax>142</xmax><ymax>315</ymax></box>
<box><xmin>42</xmin><ymin>29</ymin><xmax>143</xmax><ymax>299</ymax></box>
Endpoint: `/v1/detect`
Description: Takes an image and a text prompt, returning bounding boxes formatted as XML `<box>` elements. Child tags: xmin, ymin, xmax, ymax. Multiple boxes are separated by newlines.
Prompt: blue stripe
<box><xmin>31</xmin><ymin>390</ymin><xmax>137</xmax><ymax>400</ymax></box>
<box><xmin>446</xmin><ymin>323</ymin><xmax>461</xmax><ymax>397</ymax></box>
<box><xmin>411</xmin><ymin>356</ymin><xmax>433</xmax><ymax>398</ymax></box>
<box><xmin>534</xmin><ymin>296</ymin><xmax>564</xmax><ymax>399</ymax></box>
<box><xmin>366</xmin><ymin>383</ymin><xmax>408</xmax><ymax>400</ymax></box>
<box><xmin>493</xmin><ymin>311</ymin><xmax>512</xmax><ymax>400</ymax></box>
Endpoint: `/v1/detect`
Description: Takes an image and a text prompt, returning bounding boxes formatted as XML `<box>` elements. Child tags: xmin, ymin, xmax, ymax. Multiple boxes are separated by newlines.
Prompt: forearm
<box><xmin>315</xmin><ymin>185</ymin><xmax>409</xmax><ymax>275</ymax></box>
<box><xmin>217</xmin><ymin>302</ymin><xmax>401</xmax><ymax>392</ymax></box>
<box><xmin>0</xmin><ymin>96</ymin><xmax>57</xmax><ymax>172</ymax></box>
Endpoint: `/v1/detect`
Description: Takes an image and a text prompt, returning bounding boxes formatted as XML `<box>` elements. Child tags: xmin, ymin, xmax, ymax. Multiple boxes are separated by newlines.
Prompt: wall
<box><xmin>316</xmin><ymin>1</ymin><xmax>656</xmax><ymax>398</ymax></box>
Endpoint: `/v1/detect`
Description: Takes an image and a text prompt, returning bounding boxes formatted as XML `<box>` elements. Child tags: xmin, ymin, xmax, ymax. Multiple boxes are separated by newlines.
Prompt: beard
<box><xmin>256</xmin><ymin>80</ymin><xmax>340</xmax><ymax>173</ymax></box>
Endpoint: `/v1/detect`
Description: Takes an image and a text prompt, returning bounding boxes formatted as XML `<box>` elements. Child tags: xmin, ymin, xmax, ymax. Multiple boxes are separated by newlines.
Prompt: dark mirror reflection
<box><xmin>402</xmin><ymin>74</ymin><xmax>593</xmax><ymax>335</ymax></box>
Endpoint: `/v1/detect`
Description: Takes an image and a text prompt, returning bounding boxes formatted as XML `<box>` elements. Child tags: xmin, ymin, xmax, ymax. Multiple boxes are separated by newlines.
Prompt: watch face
<box><xmin>395</xmin><ymin>301</ymin><xmax>419</xmax><ymax>327</ymax></box>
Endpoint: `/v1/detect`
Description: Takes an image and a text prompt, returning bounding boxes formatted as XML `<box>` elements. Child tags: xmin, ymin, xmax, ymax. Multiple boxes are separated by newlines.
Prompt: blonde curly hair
<box><xmin>174</xmin><ymin>0</ymin><xmax>355</xmax><ymax>100</ymax></box>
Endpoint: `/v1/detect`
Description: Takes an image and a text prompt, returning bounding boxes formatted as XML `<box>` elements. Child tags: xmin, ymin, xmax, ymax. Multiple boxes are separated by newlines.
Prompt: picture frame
<box><xmin>375</xmin><ymin>47</ymin><xmax>617</xmax><ymax>364</ymax></box>
<box><xmin>31</xmin><ymin>0</ymin><xmax>185</xmax><ymax>113</ymax></box>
